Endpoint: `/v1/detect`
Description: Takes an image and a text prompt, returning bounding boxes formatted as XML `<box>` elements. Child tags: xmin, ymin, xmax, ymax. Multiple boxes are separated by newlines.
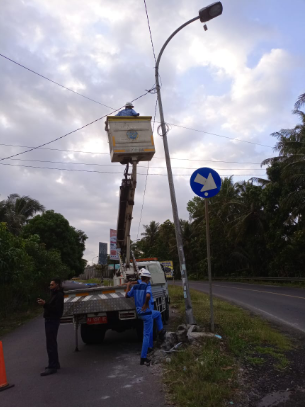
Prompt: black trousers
<box><xmin>45</xmin><ymin>319</ymin><xmax>60</xmax><ymax>368</ymax></box>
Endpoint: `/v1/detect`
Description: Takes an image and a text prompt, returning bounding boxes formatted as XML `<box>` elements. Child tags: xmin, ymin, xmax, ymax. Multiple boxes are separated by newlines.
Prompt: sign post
<box><xmin>190</xmin><ymin>167</ymin><xmax>222</xmax><ymax>332</ymax></box>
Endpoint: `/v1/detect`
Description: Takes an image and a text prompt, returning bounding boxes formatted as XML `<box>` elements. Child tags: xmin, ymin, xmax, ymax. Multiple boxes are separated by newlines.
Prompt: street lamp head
<box><xmin>199</xmin><ymin>2</ymin><xmax>223</xmax><ymax>23</ymax></box>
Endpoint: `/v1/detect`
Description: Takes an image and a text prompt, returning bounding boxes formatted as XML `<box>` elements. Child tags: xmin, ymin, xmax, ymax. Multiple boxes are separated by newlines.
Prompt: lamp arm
<box><xmin>155</xmin><ymin>15</ymin><xmax>200</xmax><ymax>79</ymax></box>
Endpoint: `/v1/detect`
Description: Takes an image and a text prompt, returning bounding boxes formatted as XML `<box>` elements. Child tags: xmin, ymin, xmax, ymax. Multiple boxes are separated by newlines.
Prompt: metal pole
<box><xmin>155</xmin><ymin>16</ymin><xmax>199</xmax><ymax>325</ymax></box>
<box><xmin>205</xmin><ymin>198</ymin><xmax>214</xmax><ymax>332</ymax></box>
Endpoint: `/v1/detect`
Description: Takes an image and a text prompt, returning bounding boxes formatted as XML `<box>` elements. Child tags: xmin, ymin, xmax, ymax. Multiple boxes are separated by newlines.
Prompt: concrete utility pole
<box><xmin>154</xmin><ymin>2</ymin><xmax>223</xmax><ymax>325</ymax></box>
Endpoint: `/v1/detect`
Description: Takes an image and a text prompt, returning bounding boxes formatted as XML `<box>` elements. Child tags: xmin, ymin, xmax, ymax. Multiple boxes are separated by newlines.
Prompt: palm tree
<box><xmin>229</xmin><ymin>181</ymin><xmax>267</xmax><ymax>244</ymax></box>
<box><xmin>0</xmin><ymin>193</ymin><xmax>45</xmax><ymax>235</ymax></box>
<box><xmin>141</xmin><ymin>221</ymin><xmax>160</xmax><ymax>247</ymax></box>
<box><xmin>260</xmin><ymin>93</ymin><xmax>305</xmax><ymax>220</ymax></box>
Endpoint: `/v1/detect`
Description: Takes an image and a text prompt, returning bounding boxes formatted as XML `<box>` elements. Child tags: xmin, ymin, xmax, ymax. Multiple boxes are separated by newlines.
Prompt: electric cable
<box><xmin>137</xmin><ymin>97</ymin><xmax>159</xmax><ymax>240</ymax></box>
<box><xmin>0</xmin><ymin>162</ymin><xmax>265</xmax><ymax>178</ymax></box>
<box><xmin>0</xmin><ymin>143</ymin><xmax>263</xmax><ymax>164</ymax></box>
<box><xmin>5</xmin><ymin>157</ymin><xmax>266</xmax><ymax>171</ymax></box>
<box><xmin>164</xmin><ymin>122</ymin><xmax>274</xmax><ymax>148</ymax></box>
<box><xmin>0</xmin><ymin>52</ymin><xmax>115</xmax><ymax>110</ymax></box>
<box><xmin>0</xmin><ymin>88</ymin><xmax>154</xmax><ymax>162</ymax></box>
<box><xmin>137</xmin><ymin>1</ymin><xmax>159</xmax><ymax>240</ymax></box>
<box><xmin>143</xmin><ymin>0</ymin><xmax>157</xmax><ymax>64</ymax></box>
<box><xmin>0</xmin><ymin>54</ymin><xmax>274</xmax><ymax>149</ymax></box>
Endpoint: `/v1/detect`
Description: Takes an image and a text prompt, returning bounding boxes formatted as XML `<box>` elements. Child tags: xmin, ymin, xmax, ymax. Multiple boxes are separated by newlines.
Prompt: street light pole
<box><xmin>154</xmin><ymin>3</ymin><xmax>223</xmax><ymax>325</ymax></box>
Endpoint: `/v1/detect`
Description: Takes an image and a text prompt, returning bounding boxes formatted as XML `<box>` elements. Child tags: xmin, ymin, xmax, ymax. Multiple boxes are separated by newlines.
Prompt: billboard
<box><xmin>110</xmin><ymin>229</ymin><xmax>119</xmax><ymax>260</ymax></box>
<box><xmin>98</xmin><ymin>242</ymin><xmax>107</xmax><ymax>265</ymax></box>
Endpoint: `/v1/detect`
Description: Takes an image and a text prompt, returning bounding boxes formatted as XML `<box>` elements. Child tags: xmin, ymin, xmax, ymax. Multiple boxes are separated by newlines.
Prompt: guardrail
<box><xmin>213</xmin><ymin>277</ymin><xmax>305</xmax><ymax>282</ymax></box>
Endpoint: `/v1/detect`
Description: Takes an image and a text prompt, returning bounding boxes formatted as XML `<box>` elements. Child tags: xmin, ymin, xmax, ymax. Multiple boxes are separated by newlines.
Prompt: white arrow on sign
<box><xmin>194</xmin><ymin>173</ymin><xmax>217</xmax><ymax>192</ymax></box>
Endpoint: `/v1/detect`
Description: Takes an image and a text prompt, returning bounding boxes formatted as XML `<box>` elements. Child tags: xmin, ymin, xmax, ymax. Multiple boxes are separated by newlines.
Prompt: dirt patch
<box><xmin>237</xmin><ymin>330</ymin><xmax>305</xmax><ymax>407</ymax></box>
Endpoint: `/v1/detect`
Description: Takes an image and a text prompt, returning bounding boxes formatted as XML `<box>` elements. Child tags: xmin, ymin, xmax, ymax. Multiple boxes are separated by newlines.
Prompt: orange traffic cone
<box><xmin>0</xmin><ymin>341</ymin><xmax>14</xmax><ymax>392</ymax></box>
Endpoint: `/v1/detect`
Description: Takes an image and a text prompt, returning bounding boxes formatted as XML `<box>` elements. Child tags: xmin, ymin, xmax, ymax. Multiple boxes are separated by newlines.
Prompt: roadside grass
<box><xmin>164</xmin><ymin>285</ymin><xmax>292</xmax><ymax>407</ymax></box>
<box><xmin>0</xmin><ymin>306</ymin><xmax>42</xmax><ymax>338</ymax></box>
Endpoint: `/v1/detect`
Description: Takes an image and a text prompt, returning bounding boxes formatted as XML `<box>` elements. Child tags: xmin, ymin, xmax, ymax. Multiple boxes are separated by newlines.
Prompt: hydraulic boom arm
<box><xmin>116</xmin><ymin>160</ymin><xmax>138</xmax><ymax>280</ymax></box>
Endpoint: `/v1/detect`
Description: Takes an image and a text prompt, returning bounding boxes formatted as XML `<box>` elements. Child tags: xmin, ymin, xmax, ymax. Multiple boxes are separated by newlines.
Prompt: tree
<box><xmin>22</xmin><ymin>210</ymin><xmax>87</xmax><ymax>276</ymax></box>
<box><xmin>0</xmin><ymin>193</ymin><xmax>45</xmax><ymax>235</ymax></box>
<box><xmin>0</xmin><ymin>223</ymin><xmax>69</xmax><ymax>316</ymax></box>
<box><xmin>261</xmin><ymin>93</ymin><xmax>305</xmax><ymax>222</ymax></box>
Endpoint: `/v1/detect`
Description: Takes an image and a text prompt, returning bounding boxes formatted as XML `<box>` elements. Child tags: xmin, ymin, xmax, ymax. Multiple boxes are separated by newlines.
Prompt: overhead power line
<box><xmin>0</xmin><ymin>143</ymin><xmax>263</xmax><ymax>164</ymax></box>
<box><xmin>5</xmin><ymin>157</ymin><xmax>266</xmax><ymax>171</ymax></box>
<box><xmin>165</xmin><ymin>122</ymin><xmax>274</xmax><ymax>148</ymax></box>
<box><xmin>0</xmin><ymin>53</ymin><xmax>274</xmax><ymax>150</ymax></box>
<box><xmin>0</xmin><ymin>54</ymin><xmax>274</xmax><ymax>150</ymax></box>
<box><xmin>137</xmin><ymin>0</ymin><xmax>158</xmax><ymax>240</ymax></box>
<box><xmin>0</xmin><ymin>162</ymin><xmax>264</xmax><ymax>178</ymax></box>
<box><xmin>0</xmin><ymin>52</ymin><xmax>115</xmax><ymax>110</ymax></box>
<box><xmin>143</xmin><ymin>0</ymin><xmax>157</xmax><ymax>64</ymax></box>
<box><xmin>0</xmin><ymin>88</ymin><xmax>154</xmax><ymax>162</ymax></box>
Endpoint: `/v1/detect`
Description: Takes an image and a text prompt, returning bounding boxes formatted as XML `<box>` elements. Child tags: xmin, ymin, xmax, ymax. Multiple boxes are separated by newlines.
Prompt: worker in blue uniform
<box><xmin>135</xmin><ymin>271</ymin><xmax>166</xmax><ymax>351</ymax></box>
<box><xmin>115</xmin><ymin>102</ymin><xmax>140</xmax><ymax>117</ymax></box>
<box><xmin>125</xmin><ymin>269</ymin><xmax>153</xmax><ymax>365</ymax></box>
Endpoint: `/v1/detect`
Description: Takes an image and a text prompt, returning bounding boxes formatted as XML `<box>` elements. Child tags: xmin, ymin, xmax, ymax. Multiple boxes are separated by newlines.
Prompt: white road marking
<box><xmin>213</xmin><ymin>284</ymin><xmax>305</xmax><ymax>299</ymax></box>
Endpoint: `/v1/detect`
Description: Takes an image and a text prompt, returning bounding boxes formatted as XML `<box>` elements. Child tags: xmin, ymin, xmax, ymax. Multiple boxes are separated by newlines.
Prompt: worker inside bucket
<box><xmin>125</xmin><ymin>268</ymin><xmax>166</xmax><ymax>366</ymax></box>
<box><xmin>115</xmin><ymin>102</ymin><xmax>140</xmax><ymax>117</ymax></box>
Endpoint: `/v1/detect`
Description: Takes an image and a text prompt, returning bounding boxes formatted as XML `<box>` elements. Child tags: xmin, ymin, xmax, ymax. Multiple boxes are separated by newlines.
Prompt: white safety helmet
<box><xmin>125</xmin><ymin>102</ymin><xmax>134</xmax><ymax>108</ymax></box>
<box><xmin>139</xmin><ymin>268</ymin><xmax>151</xmax><ymax>278</ymax></box>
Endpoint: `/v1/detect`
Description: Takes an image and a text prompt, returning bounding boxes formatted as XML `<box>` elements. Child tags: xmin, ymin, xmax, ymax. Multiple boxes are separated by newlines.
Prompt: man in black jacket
<box><xmin>37</xmin><ymin>278</ymin><xmax>64</xmax><ymax>376</ymax></box>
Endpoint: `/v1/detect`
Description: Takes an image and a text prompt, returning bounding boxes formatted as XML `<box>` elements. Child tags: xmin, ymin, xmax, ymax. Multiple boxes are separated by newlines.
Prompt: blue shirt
<box><xmin>115</xmin><ymin>108</ymin><xmax>139</xmax><ymax>117</ymax></box>
<box><xmin>138</xmin><ymin>279</ymin><xmax>154</xmax><ymax>310</ymax></box>
<box><xmin>127</xmin><ymin>283</ymin><xmax>152</xmax><ymax>315</ymax></box>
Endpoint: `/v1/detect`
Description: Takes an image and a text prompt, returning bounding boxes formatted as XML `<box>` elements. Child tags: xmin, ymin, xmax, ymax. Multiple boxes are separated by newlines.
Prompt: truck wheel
<box><xmin>81</xmin><ymin>324</ymin><xmax>106</xmax><ymax>344</ymax></box>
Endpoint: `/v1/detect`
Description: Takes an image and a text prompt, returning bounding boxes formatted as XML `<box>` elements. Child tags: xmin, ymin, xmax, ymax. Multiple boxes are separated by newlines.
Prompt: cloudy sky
<box><xmin>0</xmin><ymin>0</ymin><xmax>304</xmax><ymax>264</ymax></box>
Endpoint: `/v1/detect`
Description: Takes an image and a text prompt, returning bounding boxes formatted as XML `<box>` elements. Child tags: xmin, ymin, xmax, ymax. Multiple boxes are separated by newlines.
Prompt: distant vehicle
<box><xmin>160</xmin><ymin>261</ymin><xmax>174</xmax><ymax>279</ymax></box>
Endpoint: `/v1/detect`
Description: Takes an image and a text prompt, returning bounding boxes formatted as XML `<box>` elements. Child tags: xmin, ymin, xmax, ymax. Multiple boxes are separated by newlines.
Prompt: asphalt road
<box><xmin>0</xmin><ymin>316</ymin><xmax>165</xmax><ymax>407</ymax></box>
<box><xmin>178</xmin><ymin>281</ymin><xmax>305</xmax><ymax>333</ymax></box>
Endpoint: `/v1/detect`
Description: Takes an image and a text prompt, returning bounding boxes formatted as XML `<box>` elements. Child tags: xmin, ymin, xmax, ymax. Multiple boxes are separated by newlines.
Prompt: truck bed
<box><xmin>63</xmin><ymin>284</ymin><xmax>167</xmax><ymax>317</ymax></box>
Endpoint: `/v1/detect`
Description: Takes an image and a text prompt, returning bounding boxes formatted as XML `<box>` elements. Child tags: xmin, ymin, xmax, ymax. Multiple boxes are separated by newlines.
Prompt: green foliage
<box><xmin>0</xmin><ymin>224</ymin><xmax>69</xmax><ymax>317</ymax></box>
<box><xmin>133</xmin><ymin>95</ymin><xmax>305</xmax><ymax>278</ymax></box>
<box><xmin>22</xmin><ymin>210</ymin><xmax>87</xmax><ymax>277</ymax></box>
<box><xmin>0</xmin><ymin>193</ymin><xmax>45</xmax><ymax>235</ymax></box>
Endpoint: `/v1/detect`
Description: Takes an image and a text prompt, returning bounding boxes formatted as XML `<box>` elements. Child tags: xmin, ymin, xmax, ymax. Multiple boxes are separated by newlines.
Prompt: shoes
<box><xmin>45</xmin><ymin>363</ymin><xmax>60</xmax><ymax>370</ymax></box>
<box><xmin>40</xmin><ymin>368</ymin><xmax>57</xmax><ymax>376</ymax></box>
<box><xmin>158</xmin><ymin>328</ymin><xmax>166</xmax><ymax>341</ymax></box>
<box><xmin>140</xmin><ymin>358</ymin><xmax>151</xmax><ymax>366</ymax></box>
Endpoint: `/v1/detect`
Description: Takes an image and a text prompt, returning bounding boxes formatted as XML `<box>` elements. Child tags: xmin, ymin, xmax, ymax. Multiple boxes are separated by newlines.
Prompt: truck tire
<box><xmin>81</xmin><ymin>324</ymin><xmax>106</xmax><ymax>344</ymax></box>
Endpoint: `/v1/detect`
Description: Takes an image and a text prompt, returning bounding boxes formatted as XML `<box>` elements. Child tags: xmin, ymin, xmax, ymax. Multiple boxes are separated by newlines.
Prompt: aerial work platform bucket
<box><xmin>105</xmin><ymin>116</ymin><xmax>155</xmax><ymax>163</ymax></box>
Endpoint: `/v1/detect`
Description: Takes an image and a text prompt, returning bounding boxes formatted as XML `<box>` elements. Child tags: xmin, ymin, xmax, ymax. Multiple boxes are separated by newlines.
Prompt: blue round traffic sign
<box><xmin>190</xmin><ymin>167</ymin><xmax>222</xmax><ymax>198</ymax></box>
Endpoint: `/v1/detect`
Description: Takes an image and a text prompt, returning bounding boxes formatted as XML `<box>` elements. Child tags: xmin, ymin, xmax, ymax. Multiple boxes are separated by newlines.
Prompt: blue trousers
<box><xmin>149</xmin><ymin>310</ymin><xmax>163</xmax><ymax>348</ymax></box>
<box><xmin>139</xmin><ymin>314</ymin><xmax>153</xmax><ymax>359</ymax></box>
